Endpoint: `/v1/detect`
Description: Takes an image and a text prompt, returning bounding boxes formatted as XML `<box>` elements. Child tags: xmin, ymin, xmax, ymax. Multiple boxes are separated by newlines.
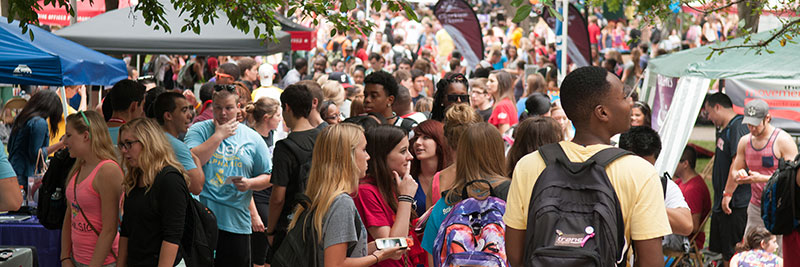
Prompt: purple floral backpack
<box><xmin>432</xmin><ymin>180</ymin><xmax>508</xmax><ymax>267</ymax></box>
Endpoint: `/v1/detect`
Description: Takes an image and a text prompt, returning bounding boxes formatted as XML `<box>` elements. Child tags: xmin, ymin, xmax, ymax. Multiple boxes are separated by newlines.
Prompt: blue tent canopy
<box><xmin>0</xmin><ymin>18</ymin><xmax>127</xmax><ymax>86</ymax></box>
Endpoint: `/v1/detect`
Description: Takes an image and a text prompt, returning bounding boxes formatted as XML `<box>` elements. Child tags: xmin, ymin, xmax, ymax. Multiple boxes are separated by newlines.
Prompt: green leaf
<box><xmin>513</xmin><ymin>4</ymin><xmax>532</xmax><ymax>23</ymax></box>
<box><xmin>403</xmin><ymin>2</ymin><xmax>419</xmax><ymax>22</ymax></box>
<box><xmin>706</xmin><ymin>52</ymin><xmax>713</xmax><ymax>60</ymax></box>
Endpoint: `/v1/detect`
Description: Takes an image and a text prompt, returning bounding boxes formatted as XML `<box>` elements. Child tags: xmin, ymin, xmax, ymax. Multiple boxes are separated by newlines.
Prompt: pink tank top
<box><xmin>745</xmin><ymin>129</ymin><xmax>781</xmax><ymax>205</ymax></box>
<box><xmin>65</xmin><ymin>160</ymin><xmax>120</xmax><ymax>265</ymax></box>
<box><xmin>432</xmin><ymin>171</ymin><xmax>441</xmax><ymax>204</ymax></box>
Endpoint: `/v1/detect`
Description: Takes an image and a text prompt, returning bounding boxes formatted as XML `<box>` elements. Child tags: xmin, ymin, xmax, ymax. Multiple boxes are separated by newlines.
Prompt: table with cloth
<box><xmin>0</xmin><ymin>215</ymin><xmax>60</xmax><ymax>267</ymax></box>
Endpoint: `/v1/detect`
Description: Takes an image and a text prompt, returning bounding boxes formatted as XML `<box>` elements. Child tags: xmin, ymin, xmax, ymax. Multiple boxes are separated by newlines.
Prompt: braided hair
<box><xmin>431</xmin><ymin>72</ymin><xmax>470</xmax><ymax>121</ymax></box>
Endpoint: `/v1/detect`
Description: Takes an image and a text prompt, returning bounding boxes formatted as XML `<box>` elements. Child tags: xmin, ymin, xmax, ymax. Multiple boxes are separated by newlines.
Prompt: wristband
<box><xmin>723</xmin><ymin>191</ymin><xmax>733</xmax><ymax>197</ymax></box>
<box><xmin>372</xmin><ymin>254</ymin><xmax>380</xmax><ymax>264</ymax></box>
<box><xmin>398</xmin><ymin>195</ymin><xmax>415</xmax><ymax>203</ymax></box>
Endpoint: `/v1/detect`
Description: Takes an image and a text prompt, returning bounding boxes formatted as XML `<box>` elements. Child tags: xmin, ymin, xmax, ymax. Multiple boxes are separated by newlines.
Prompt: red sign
<box><xmin>288</xmin><ymin>30</ymin><xmax>316</xmax><ymax>51</ymax></box>
<box><xmin>36</xmin><ymin>0</ymin><xmax>130</xmax><ymax>26</ymax></box>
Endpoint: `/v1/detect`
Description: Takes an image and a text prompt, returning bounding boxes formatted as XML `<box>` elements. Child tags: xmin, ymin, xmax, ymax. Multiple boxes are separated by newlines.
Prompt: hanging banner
<box><xmin>651</xmin><ymin>74</ymin><xmax>679</xmax><ymax>131</ymax></box>
<box><xmin>36</xmin><ymin>0</ymin><xmax>130</xmax><ymax>26</ymax></box>
<box><xmin>726</xmin><ymin>79</ymin><xmax>800</xmax><ymax>134</ymax></box>
<box><xmin>542</xmin><ymin>3</ymin><xmax>592</xmax><ymax>67</ymax></box>
<box><xmin>434</xmin><ymin>0</ymin><xmax>484</xmax><ymax>71</ymax></box>
<box><xmin>288</xmin><ymin>31</ymin><xmax>317</xmax><ymax>51</ymax></box>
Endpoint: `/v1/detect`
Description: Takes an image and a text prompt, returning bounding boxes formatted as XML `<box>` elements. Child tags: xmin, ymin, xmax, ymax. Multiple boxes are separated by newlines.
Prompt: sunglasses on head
<box><xmin>216</xmin><ymin>71</ymin><xmax>234</xmax><ymax>80</ymax></box>
<box><xmin>214</xmin><ymin>84</ymin><xmax>236</xmax><ymax>92</ymax></box>
<box><xmin>447</xmin><ymin>94</ymin><xmax>470</xmax><ymax>103</ymax></box>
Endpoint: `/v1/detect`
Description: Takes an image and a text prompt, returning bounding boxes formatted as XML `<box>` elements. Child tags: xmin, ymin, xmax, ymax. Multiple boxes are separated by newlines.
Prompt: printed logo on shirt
<box><xmin>208</xmin><ymin>143</ymin><xmax>248</xmax><ymax>187</ymax></box>
<box><xmin>717</xmin><ymin>138</ymin><xmax>725</xmax><ymax>151</ymax></box>
<box><xmin>498</xmin><ymin>112</ymin><xmax>508</xmax><ymax>120</ymax></box>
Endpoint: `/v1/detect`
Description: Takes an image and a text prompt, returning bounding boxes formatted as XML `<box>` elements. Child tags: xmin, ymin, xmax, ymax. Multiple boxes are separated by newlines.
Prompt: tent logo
<box><xmin>13</xmin><ymin>65</ymin><xmax>32</xmax><ymax>76</ymax></box>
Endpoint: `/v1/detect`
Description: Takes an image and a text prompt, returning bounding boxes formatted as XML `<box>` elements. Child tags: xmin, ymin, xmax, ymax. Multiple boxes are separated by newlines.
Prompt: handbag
<box><xmin>26</xmin><ymin>148</ymin><xmax>48</xmax><ymax>206</ymax></box>
<box><xmin>73</xmin><ymin>168</ymin><xmax>118</xmax><ymax>259</ymax></box>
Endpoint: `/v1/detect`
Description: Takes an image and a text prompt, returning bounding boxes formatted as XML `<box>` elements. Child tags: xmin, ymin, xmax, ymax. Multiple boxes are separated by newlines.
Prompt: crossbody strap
<box><xmin>73</xmin><ymin>165</ymin><xmax>118</xmax><ymax>259</ymax></box>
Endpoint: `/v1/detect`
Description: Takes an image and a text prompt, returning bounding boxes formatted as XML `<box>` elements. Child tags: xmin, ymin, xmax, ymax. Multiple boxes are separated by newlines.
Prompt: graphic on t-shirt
<box><xmin>208</xmin><ymin>144</ymin><xmax>247</xmax><ymax>187</ymax></box>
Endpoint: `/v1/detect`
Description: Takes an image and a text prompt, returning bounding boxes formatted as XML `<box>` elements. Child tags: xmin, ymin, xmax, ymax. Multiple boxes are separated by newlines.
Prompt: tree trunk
<box><xmin>737</xmin><ymin>0</ymin><xmax>762</xmax><ymax>35</ymax></box>
<box><xmin>105</xmin><ymin>0</ymin><xmax>118</xmax><ymax>11</ymax></box>
<box><xmin>1</xmin><ymin>0</ymin><xmax>9</xmax><ymax>18</ymax></box>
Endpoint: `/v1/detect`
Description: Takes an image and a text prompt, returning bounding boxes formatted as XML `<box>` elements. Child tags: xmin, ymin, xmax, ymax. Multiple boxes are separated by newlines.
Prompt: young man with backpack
<box><xmin>725</xmin><ymin>99</ymin><xmax>797</xmax><ymax>255</ymax></box>
<box><xmin>504</xmin><ymin>66</ymin><xmax>671</xmax><ymax>267</ymax></box>
<box><xmin>266</xmin><ymin>84</ymin><xmax>320</xmax><ymax>263</ymax></box>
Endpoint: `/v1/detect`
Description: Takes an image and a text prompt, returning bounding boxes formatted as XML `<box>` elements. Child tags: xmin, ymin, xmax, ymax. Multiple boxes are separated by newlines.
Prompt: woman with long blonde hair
<box><xmin>284</xmin><ymin>123</ymin><xmax>404</xmax><ymax>266</ymax></box>
<box><xmin>61</xmin><ymin>111</ymin><xmax>123</xmax><ymax>267</ymax></box>
<box><xmin>116</xmin><ymin>118</ymin><xmax>189</xmax><ymax>267</ymax></box>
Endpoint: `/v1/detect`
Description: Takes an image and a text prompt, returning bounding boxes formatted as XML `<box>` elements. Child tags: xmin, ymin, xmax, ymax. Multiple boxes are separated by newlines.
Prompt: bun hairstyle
<box><xmin>245</xmin><ymin>97</ymin><xmax>280</xmax><ymax>126</ymax></box>
<box><xmin>735</xmin><ymin>227</ymin><xmax>774</xmax><ymax>253</ymax></box>
<box><xmin>443</xmin><ymin>103</ymin><xmax>482</xmax><ymax>151</ymax></box>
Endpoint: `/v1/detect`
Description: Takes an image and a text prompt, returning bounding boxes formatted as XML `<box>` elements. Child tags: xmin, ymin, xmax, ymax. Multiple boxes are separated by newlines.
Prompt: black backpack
<box><xmin>761</xmin><ymin>154</ymin><xmax>800</xmax><ymax>235</ymax></box>
<box><xmin>271</xmin><ymin>195</ymin><xmax>318</xmax><ymax>267</ymax></box>
<box><xmin>281</xmin><ymin>137</ymin><xmax>314</xmax><ymax>210</ymax></box>
<box><xmin>524</xmin><ymin>144</ymin><xmax>630</xmax><ymax>267</ymax></box>
<box><xmin>37</xmin><ymin>149</ymin><xmax>76</xmax><ymax>229</ymax></box>
<box><xmin>156</xmin><ymin>167</ymin><xmax>218</xmax><ymax>267</ymax></box>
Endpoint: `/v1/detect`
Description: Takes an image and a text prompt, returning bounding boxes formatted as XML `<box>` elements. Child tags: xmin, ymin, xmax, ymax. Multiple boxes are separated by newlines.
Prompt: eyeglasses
<box><xmin>118</xmin><ymin>140</ymin><xmax>141</xmax><ymax>151</ymax></box>
<box><xmin>216</xmin><ymin>72</ymin><xmax>234</xmax><ymax>81</ymax></box>
<box><xmin>214</xmin><ymin>84</ymin><xmax>236</xmax><ymax>92</ymax></box>
<box><xmin>471</xmin><ymin>90</ymin><xmax>487</xmax><ymax>95</ymax></box>
<box><xmin>447</xmin><ymin>94</ymin><xmax>470</xmax><ymax>103</ymax></box>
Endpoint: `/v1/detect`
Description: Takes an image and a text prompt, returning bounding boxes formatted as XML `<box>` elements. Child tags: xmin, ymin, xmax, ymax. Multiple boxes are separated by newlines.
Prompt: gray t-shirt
<box><xmin>318</xmin><ymin>193</ymin><xmax>368</xmax><ymax>263</ymax></box>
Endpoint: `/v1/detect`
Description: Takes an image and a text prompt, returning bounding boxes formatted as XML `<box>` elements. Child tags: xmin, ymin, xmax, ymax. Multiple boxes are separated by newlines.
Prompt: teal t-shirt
<box><xmin>185</xmin><ymin>120</ymin><xmax>271</xmax><ymax>234</ymax></box>
<box><xmin>422</xmin><ymin>198</ymin><xmax>451</xmax><ymax>254</ymax></box>
<box><xmin>108</xmin><ymin>126</ymin><xmax>120</xmax><ymax>145</ymax></box>
<box><xmin>0</xmin><ymin>142</ymin><xmax>18</xmax><ymax>179</ymax></box>
<box><xmin>166</xmin><ymin>133</ymin><xmax>197</xmax><ymax>171</ymax></box>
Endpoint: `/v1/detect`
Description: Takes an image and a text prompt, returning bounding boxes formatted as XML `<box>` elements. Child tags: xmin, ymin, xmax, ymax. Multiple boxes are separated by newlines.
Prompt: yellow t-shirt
<box><xmin>503</xmin><ymin>141</ymin><xmax>671</xmax><ymax>260</ymax></box>
<box><xmin>48</xmin><ymin>105</ymin><xmax>77</xmax><ymax>153</ymax></box>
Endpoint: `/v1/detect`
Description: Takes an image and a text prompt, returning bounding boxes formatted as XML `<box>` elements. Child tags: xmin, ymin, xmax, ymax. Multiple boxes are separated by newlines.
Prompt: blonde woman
<box><xmin>116</xmin><ymin>118</ymin><xmax>189</xmax><ymax>267</ymax></box>
<box><xmin>61</xmin><ymin>111</ymin><xmax>123</xmax><ymax>267</ymax></box>
<box><xmin>280</xmin><ymin>123</ymin><xmax>405</xmax><ymax>265</ymax></box>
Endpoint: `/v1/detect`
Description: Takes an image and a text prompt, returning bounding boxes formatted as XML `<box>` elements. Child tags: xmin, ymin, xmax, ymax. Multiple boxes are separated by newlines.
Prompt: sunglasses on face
<box><xmin>447</xmin><ymin>94</ymin><xmax>470</xmax><ymax>103</ymax></box>
<box><xmin>214</xmin><ymin>84</ymin><xmax>236</xmax><ymax>92</ymax></box>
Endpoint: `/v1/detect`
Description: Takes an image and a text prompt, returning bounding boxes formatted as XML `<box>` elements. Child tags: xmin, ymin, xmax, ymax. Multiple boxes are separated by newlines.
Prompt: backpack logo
<box><xmin>554</xmin><ymin>228</ymin><xmax>596</xmax><ymax>248</ymax></box>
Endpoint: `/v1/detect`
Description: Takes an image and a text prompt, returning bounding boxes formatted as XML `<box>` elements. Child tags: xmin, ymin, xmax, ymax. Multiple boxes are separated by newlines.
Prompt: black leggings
<box><xmin>251</xmin><ymin>202</ymin><xmax>270</xmax><ymax>265</ymax></box>
<box><xmin>216</xmin><ymin>230</ymin><xmax>251</xmax><ymax>267</ymax></box>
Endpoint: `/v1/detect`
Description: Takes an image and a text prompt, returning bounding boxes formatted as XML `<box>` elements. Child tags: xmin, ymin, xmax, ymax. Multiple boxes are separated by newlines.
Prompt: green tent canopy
<box><xmin>648</xmin><ymin>30</ymin><xmax>800</xmax><ymax>80</ymax></box>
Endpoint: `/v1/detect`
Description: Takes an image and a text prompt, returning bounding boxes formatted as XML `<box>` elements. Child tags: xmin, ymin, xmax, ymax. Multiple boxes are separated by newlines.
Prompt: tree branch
<box><xmin>710</xmin><ymin>17</ymin><xmax>800</xmax><ymax>51</ymax></box>
<box><xmin>683</xmin><ymin>0</ymin><xmax>746</xmax><ymax>15</ymax></box>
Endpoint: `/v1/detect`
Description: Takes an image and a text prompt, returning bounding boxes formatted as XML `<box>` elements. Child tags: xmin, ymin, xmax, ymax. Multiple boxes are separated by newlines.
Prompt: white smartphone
<box><xmin>375</xmin><ymin>237</ymin><xmax>408</xmax><ymax>250</ymax></box>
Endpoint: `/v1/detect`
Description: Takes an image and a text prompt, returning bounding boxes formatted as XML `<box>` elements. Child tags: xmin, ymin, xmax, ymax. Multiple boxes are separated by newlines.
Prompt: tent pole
<box><xmin>136</xmin><ymin>54</ymin><xmax>141</xmax><ymax>75</ymax></box>
<box><xmin>560</xmin><ymin>0</ymin><xmax>568</xmax><ymax>82</ymax></box>
<box><xmin>59</xmin><ymin>86</ymin><xmax>68</xmax><ymax>123</ymax></box>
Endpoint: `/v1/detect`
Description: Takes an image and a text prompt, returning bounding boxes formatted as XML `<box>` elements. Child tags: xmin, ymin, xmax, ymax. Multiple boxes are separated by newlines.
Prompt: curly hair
<box><xmin>560</xmin><ymin>66</ymin><xmax>613</xmax><ymax>126</ymax></box>
<box><xmin>431</xmin><ymin>72</ymin><xmax>469</xmax><ymax>121</ymax></box>
<box><xmin>364</xmin><ymin>71</ymin><xmax>399</xmax><ymax>98</ymax></box>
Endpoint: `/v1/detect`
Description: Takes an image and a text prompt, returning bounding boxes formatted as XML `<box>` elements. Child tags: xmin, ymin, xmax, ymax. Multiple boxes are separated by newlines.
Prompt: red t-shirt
<box><xmin>488</xmin><ymin>98</ymin><xmax>518</xmax><ymax>128</ymax></box>
<box><xmin>675</xmin><ymin>175</ymin><xmax>711</xmax><ymax>248</ymax></box>
<box><xmin>785</xmin><ymin>231</ymin><xmax>800</xmax><ymax>267</ymax></box>
<box><xmin>354</xmin><ymin>177</ymin><xmax>403</xmax><ymax>267</ymax></box>
<box><xmin>588</xmin><ymin>24</ymin><xmax>601</xmax><ymax>45</ymax></box>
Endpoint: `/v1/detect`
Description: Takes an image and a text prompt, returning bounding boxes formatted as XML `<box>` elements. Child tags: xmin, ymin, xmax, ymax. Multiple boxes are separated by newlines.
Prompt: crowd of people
<box><xmin>0</xmin><ymin>4</ymin><xmax>797</xmax><ymax>267</ymax></box>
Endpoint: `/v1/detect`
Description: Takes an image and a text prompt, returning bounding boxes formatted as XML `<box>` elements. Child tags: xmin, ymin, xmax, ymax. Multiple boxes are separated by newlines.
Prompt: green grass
<box><xmin>687</xmin><ymin>140</ymin><xmax>715</xmax><ymax>249</ymax></box>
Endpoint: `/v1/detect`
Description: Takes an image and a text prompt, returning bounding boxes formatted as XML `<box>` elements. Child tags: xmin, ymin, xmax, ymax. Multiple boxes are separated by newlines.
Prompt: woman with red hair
<box><xmin>409</xmin><ymin>120</ymin><xmax>451</xmax><ymax>214</ymax></box>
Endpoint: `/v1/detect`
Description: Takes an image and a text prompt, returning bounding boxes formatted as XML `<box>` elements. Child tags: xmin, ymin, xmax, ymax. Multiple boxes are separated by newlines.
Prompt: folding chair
<box><xmin>667</xmin><ymin>212</ymin><xmax>712</xmax><ymax>267</ymax></box>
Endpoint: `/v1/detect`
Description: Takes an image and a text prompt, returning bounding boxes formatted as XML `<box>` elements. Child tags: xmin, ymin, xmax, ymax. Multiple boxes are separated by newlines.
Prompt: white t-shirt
<box><xmin>665</xmin><ymin>179</ymin><xmax>690</xmax><ymax>210</ymax></box>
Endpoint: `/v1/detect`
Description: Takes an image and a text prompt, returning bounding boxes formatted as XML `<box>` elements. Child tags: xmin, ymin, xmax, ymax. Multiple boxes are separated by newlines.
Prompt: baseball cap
<box><xmin>742</xmin><ymin>99</ymin><xmax>769</xmax><ymax>126</ymax></box>
<box><xmin>329</xmin><ymin>72</ymin><xmax>352</xmax><ymax>88</ymax></box>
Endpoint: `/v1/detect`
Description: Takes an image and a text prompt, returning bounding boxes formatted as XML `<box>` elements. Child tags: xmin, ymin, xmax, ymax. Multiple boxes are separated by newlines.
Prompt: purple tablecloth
<box><xmin>0</xmin><ymin>216</ymin><xmax>60</xmax><ymax>267</ymax></box>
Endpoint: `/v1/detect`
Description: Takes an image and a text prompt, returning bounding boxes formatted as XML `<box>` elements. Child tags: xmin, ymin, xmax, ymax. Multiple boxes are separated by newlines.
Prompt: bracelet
<box><xmin>61</xmin><ymin>257</ymin><xmax>71</xmax><ymax>262</ymax></box>
<box><xmin>398</xmin><ymin>195</ymin><xmax>415</xmax><ymax>203</ymax></box>
<box><xmin>371</xmin><ymin>254</ymin><xmax>380</xmax><ymax>264</ymax></box>
<box><xmin>723</xmin><ymin>192</ymin><xmax>733</xmax><ymax>197</ymax></box>
<box><xmin>265</xmin><ymin>230</ymin><xmax>276</xmax><ymax>236</ymax></box>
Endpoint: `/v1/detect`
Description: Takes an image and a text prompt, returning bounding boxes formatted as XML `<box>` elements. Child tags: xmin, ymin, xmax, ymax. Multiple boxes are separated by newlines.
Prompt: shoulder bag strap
<box><xmin>73</xmin><ymin>165</ymin><xmax>118</xmax><ymax>259</ymax></box>
<box><xmin>35</xmin><ymin>147</ymin><xmax>47</xmax><ymax>176</ymax></box>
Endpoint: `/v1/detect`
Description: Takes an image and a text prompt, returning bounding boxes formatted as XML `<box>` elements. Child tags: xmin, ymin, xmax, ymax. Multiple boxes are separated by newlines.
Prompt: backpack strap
<box><xmin>538</xmin><ymin>143</ymin><xmax>569</xmax><ymax>167</ymax></box>
<box><xmin>661</xmin><ymin>172</ymin><xmax>671</xmax><ymax>200</ymax></box>
<box><xmin>587</xmin><ymin>147</ymin><xmax>633</xmax><ymax>168</ymax></box>
<box><xmin>460</xmin><ymin>179</ymin><xmax>496</xmax><ymax>199</ymax></box>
